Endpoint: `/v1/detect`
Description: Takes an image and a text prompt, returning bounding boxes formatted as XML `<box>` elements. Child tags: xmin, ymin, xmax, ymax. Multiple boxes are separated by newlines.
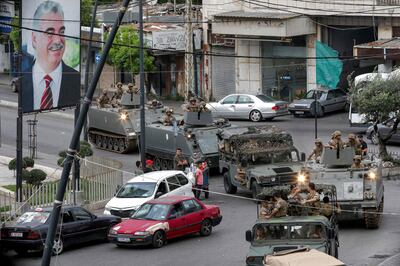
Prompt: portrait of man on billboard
<box><xmin>21</xmin><ymin>0</ymin><xmax>80</xmax><ymax>113</ymax></box>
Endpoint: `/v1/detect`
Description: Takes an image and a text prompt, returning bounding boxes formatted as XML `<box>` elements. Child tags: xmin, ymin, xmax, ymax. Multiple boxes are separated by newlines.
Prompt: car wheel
<box><xmin>200</xmin><ymin>219</ymin><xmax>212</xmax><ymax>236</ymax></box>
<box><xmin>371</xmin><ymin>131</ymin><xmax>379</xmax><ymax>145</ymax></box>
<box><xmin>52</xmin><ymin>236</ymin><xmax>64</xmax><ymax>255</ymax></box>
<box><xmin>223</xmin><ymin>172</ymin><xmax>237</xmax><ymax>194</ymax></box>
<box><xmin>151</xmin><ymin>230</ymin><xmax>165</xmax><ymax>248</ymax></box>
<box><xmin>249</xmin><ymin>110</ymin><xmax>262</xmax><ymax>122</ymax></box>
<box><xmin>251</xmin><ymin>181</ymin><xmax>261</xmax><ymax>202</ymax></box>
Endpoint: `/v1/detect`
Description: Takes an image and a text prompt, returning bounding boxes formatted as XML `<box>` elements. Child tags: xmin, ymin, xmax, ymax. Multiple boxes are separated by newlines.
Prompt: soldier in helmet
<box><xmin>308</xmin><ymin>138</ymin><xmax>324</xmax><ymax>162</ymax></box>
<box><xmin>163</xmin><ymin>108</ymin><xmax>176</xmax><ymax>126</ymax></box>
<box><xmin>111</xmin><ymin>82</ymin><xmax>124</xmax><ymax>107</ymax></box>
<box><xmin>127</xmin><ymin>83</ymin><xmax>136</xmax><ymax>94</ymax></box>
<box><xmin>351</xmin><ymin>155</ymin><xmax>364</xmax><ymax>169</ymax></box>
<box><xmin>199</xmin><ymin>101</ymin><xmax>209</xmax><ymax>112</ymax></box>
<box><xmin>234</xmin><ymin>159</ymin><xmax>247</xmax><ymax>186</ymax></box>
<box><xmin>345</xmin><ymin>133</ymin><xmax>362</xmax><ymax>155</ymax></box>
<box><xmin>184</xmin><ymin>97</ymin><xmax>199</xmax><ymax>112</ymax></box>
<box><xmin>97</xmin><ymin>89</ymin><xmax>110</xmax><ymax>108</ymax></box>
<box><xmin>327</xmin><ymin>130</ymin><xmax>344</xmax><ymax>149</ymax></box>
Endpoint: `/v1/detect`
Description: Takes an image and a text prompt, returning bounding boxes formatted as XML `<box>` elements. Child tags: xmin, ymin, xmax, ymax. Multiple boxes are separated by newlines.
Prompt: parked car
<box><xmin>288</xmin><ymin>88</ymin><xmax>348</xmax><ymax>117</ymax></box>
<box><xmin>108</xmin><ymin>196</ymin><xmax>222</xmax><ymax>248</ymax></box>
<box><xmin>0</xmin><ymin>206</ymin><xmax>121</xmax><ymax>255</ymax></box>
<box><xmin>206</xmin><ymin>94</ymin><xmax>288</xmax><ymax>122</ymax></box>
<box><xmin>104</xmin><ymin>170</ymin><xmax>195</xmax><ymax>218</ymax></box>
<box><xmin>366</xmin><ymin>118</ymin><xmax>400</xmax><ymax>145</ymax></box>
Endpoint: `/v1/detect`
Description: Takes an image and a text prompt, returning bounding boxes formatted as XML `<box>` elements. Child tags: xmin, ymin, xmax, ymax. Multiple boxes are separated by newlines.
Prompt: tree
<box><xmin>9</xmin><ymin>16</ymin><xmax>19</xmax><ymax>51</ymax></box>
<box><xmin>349</xmin><ymin>73</ymin><xmax>400</xmax><ymax>159</ymax></box>
<box><xmin>81</xmin><ymin>0</ymin><xmax>99</xmax><ymax>27</ymax></box>
<box><xmin>105</xmin><ymin>25</ymin><xmax>154</xmax><ymax>84</ymax></box>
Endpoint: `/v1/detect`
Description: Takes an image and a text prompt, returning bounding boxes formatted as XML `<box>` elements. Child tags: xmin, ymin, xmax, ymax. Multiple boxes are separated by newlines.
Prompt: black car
<box><xmin>0</xmin><ymin>206</ymin><xmax>121</xmax><ymax>255</ymax></box>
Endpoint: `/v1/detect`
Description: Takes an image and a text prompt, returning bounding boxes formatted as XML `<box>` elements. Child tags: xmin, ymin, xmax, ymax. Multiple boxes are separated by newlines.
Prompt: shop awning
<box><xmin>354</xmin><ymin>38</ymin><xmax>400</xmax><ymax>60</ymax></box>
<box><xmin>212</xmin><ymin>11</ymin><xmax>315</xmax><ymax>37</ymax></box>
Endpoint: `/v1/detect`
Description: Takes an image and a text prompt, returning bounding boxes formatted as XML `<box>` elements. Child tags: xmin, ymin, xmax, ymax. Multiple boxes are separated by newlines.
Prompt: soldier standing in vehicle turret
<box><xmin>199</xmin><ymin>101</ymin><xmax>209</xmax><ymax>112</ymax></box>
<box><xmin>111</xmin><ymin>82</ymin><xmax>124</xmax><ymax>107</ymax></box>
<box><xmin>308</xmin><ymin>138</ymin><xmax>324</xmax><ymax>162</ymax></box>
<box><xmin>97</xmin><ymin>89</ymin><xmax>110</xmax><ymax>108</ymax></box>
<box><xmin>327</xmin><ymin>130</ymin><xmax>344</xmax><ymax>149</ymax></box>
<box><xmin>351</xmin><ymin>155</ymin><xmax>364</xmax><ymax>168</ymax></box>
<box><xmin>163</xmin><ymin>108</ymin><xmax>176</xmax><ymax>126</ymax></box>
<box><xmin>345</xmin><ymin>133</ymin><xmax>362</xmax><ymax>155</ymax></box>
<box><xmin>184</xmin><ymin>97</ymin><xmax>199</xmax><ymax>112</ymax></box>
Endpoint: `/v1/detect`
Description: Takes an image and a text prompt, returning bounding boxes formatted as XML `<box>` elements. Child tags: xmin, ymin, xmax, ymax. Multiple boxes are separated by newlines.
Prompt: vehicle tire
<box><xmin>101</xmin><ymin>136</ymin><xmax>108</xmax><ymax>149</ymax></box>
<box><xmin>251</xmin><ymin>181</ymin><xmax>261</xmax><ymax>202</ymax></box>
<box><xmin>15</xmin><ymin>249</ymin><xmax>28</xmax><ymax>256</ymax></box>
<box><xmin>199</xmin><ymin>219</ymin><xmax>212</xmax><ymax>236</ymax></box>
<box><xmin>344</xmin><ymin>103</ymin><xmax>350</xmax><ymax>112</ymax></box>
<box><xmin>223</xmin><ymin>172</ymin><xmax>237</xmax><ymax>194</ymax></box>
<box><xmin>95</xmin><ymin>135</ymin><xmax>102</xmax><ymax>148</ymax></box>
<box><xmin>52</xmin><ymin>236</ymin><xmax>64</xmax><ymax>256</ymax></box>
<box><xmin>364</xmin><ymin>198</ymin><xmax>384</xmax><ymax>229</ymax></box>
<box><xmin>249</xmin><ymin>110</ymin><xmax>262</xmax><ymax>122</ymax></box>
<box><xmin>371</xmin><ymin>131</ymin><xmax>379</xmax><ymax>145</ymax></box>
<box><xmin>151</xmin><ymin>230</ymin><xmax>165</xmax><ymax>248</ymax></box>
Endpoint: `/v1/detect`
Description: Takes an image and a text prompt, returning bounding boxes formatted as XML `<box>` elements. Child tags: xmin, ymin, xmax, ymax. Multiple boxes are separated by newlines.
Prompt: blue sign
<box><xmin>0</xmin><ymin>16</ymin><xmax>12</xmax><ymax>33</ymax></box>
<box><xmin>95</xmin><ymin>53</ymin><xmax>101</xmax><ymax>64</ymax></box>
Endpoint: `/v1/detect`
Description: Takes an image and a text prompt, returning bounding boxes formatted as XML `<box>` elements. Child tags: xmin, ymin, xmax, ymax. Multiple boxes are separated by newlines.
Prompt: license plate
<box><xmin>10</xmin><ymin>232</ymin><xmax>23</xmax><ymax>237</ymax></box>
<box><xmin>295</xmin><ymin>111</ymin><xmax>304</xmax><ymax>114</ymax></box>
<box><xmin>117</xmin><ymin>237</ymin><xmax>130</xmax><ymax>243</ymax></box>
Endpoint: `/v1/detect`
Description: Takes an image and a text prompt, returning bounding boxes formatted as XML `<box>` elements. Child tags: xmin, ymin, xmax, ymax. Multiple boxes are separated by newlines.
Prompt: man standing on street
<box><xmin>194</xmin><ymin>161</ymin><xmax>203</xmax><ymax>199</ymax></box>
<box><xmin>22</xmin><ymin>0</ymin><xmax>80</xmax><ymax>113</ymax></box>
<box><xmin>174</xmin><ymin>148</ymin><xmax>188</xmax><ymax>171</ymax></box>
<box><xmin>202</xmin><ymin>161</ymin><xmax>209</xmax><ymax>199</ymax></box>
<box><xmin>144</xmin><ymin>159</ymin><xmax>154</xmax><ymax>173</ymax></box>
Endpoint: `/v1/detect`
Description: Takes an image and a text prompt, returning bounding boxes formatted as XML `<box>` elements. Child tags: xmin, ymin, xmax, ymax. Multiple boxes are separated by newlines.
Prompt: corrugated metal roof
<box><xmin>214</xmin><ymin>10</ymin><xmax>300</xmax><ymax>20</ymax></box>
<box><xmin>354</xmin><ymin>38</ymin><xmax>400</xmax><ymax>49</ymax></box>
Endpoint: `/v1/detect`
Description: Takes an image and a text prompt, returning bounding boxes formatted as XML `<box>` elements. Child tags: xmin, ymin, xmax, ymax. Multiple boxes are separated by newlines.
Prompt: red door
<box><xmin>166</xmin><ymin>203</ymin><xmax>187</xmax><ymax>239</ymax></box>
<box><xmin>182</xmin><ymin>199</ymin><xmax>204</xmax><ymax>233</ymax></box>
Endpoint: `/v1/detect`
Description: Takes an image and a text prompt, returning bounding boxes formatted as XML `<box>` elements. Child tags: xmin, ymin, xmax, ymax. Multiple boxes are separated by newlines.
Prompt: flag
<box><xmin>316</xmin><ymin>40</ymin><xmax>343</xmax><ymax>89</ymax></box>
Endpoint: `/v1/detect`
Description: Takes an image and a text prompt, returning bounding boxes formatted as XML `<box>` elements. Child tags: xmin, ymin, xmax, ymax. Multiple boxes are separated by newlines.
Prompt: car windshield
<box><xmin>256</xmin><ymin>95</ymin><xmax>275</xmax><ymax>102</ymax></box>
<box><xmin>116</xmin><ymin>182</ymin><xmax>156</xmax><ymax>198</ymax></box>
<box><xmin>16</xmin><ymin>211</ymin><xmax>50</xmax><ymax>226</ymax></box>
<box><xmin>132</xmin><ymin>203</ymin><xmax>170</xmax><ymax>221</ymax></box>
<box><xmin>289</xmin><ymin>224</ymin><xmax>326</xmax><ymax>240</ymax></box>
<box><xmin>249</xmin><ymin>151</ymin><xmax>292</xmax><ymax>165</ymax></box>
<box><xmin>304</xmin><ymin>90</ymin><xmax>324</xmax><ymax>100</ymax></box>
<box><xmin>252</xmin><ymin>224</ymin><xmax>289</xmax><ymax>244</ymax></box>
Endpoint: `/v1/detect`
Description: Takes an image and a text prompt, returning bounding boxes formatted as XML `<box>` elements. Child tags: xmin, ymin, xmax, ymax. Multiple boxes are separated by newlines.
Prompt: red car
<box><xmin>108</xmin><ymin>196</ymin><xmax>222</xmax><ymax>248</ymax></box>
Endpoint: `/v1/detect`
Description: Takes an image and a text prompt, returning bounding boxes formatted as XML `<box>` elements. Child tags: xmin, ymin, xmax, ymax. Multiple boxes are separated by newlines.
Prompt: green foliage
<box><xmin>78</xmin><ymin>145</ymin><xmax>93</xmax><ymax>158</ymax></box>
<box><xmin>21</xmin><ymin>169</ymin><xmax>31</xmax><ymax>181</ymax></box>
<box><xmin>57</xmin><ymin>157</ymin><xmax>65</xmax><ymax>167</ymax></box>
<box><xmin>26</xmin><ymin>169</ymin><xmax>47</xmax><ymax>186</ymax></box>
<box><xmin>80</xmin><ymin>140</ymin><xmax>91</xmax><ymax>148</ymax></box>
<box><xmin>106</xmin><ymin>26</ymin><xmax>155</xmax><ymax>75</ymax></box>
<box><xmin>81</xmin><ymin>0</ymin><xmax>99</xmax><ymax>27</ymax></box>
<box><xmin>8</xmin><ymin>158</ymin><xmax>27</xmax><ymax>170</ymax></box>
<box><xmin>23</xmin><ymin>157</ymin><xmax>35</xmax><ymax>168</ymax></box>
<box><xmin>9</xmin><ymin>16</ymin><xmax>19</xmax><ymax>51</ymax></box>
<box><xmin>58</xmin><ymin>150</ymin><xmax>67</xmax><ymax>158</ymax></box>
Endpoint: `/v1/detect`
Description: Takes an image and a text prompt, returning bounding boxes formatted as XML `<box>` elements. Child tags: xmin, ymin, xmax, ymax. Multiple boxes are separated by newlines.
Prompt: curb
<box><xmin>378</xmin><ymin>253</ymin><xmax>400</xmax><ymax>266</ymax></box>
<box><xmin>0</xmin><ymin>155</ymin><xmax>61</xmax><ymax>179</ymax></box>
<box><xmin>0</xmin><ymin>99</ymin><xmax>74</xmax><ymax>120</ymax></box>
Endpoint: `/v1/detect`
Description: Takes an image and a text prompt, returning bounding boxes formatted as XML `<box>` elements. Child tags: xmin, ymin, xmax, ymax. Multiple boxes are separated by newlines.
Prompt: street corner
<box><xmin>378</xmin><ymin>253</ymin><xmax>400</xmax><ymax>266</ymax></box>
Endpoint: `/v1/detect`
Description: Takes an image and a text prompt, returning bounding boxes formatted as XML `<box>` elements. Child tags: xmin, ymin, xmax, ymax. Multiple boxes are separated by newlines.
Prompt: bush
<box><xmin>27</xmin><ymin>169</ymin><xmax>47</xmax><ymax>186</ymax></box>
<box><xmin>57</xmin><ymin>157</ymin><xmax>65</xmax><ymax>167</ymax></box>
<box><xmin>78</xmin><ymin>145</ymin><xmax>93</xmax><ymax>158</ymax></box>
<box><xmin>80</xmin><ymin>140</ymin><xmax>91</xmax><ymax>148</ymax></box>
<box><xmin>21</xmin><ymin>169</ymin><xmax>31</xmax><ymax>181</ymax></box>
<box><xmin>58</xmin><ymin>150</ymin><xmax>67</xmax><ymax>158</ymax></box>
<box><xmin>23</xmin><ymin>157</ymin><xmax>35</xmax><ymax>168</ymax></box>
<box><xmin>8</xmin><ymin>158</ymin><xmax>27</xmax><ymax>170</ymax></box>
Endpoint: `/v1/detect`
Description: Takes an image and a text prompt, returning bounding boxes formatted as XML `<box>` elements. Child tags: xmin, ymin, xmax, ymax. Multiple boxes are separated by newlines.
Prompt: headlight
<box><xmin>134</xmin><ymin>231</ymin><xmax>150</xmax><ymax>236</ymax></box>
<box><xmin>368</xmin><ymin>171</ymin><xmax>376</xmax><ymax>180</ymax></box>
<box><xmin>297</xmin><ymin>173</ymin><xmax>306</xmax><ymax>183</ymax></box>
<box><xmin>109</xmin><ymin>225</ymin><xmax>121</xmax><ymax>235</ymax></box>
<box><xmin>128</xmin><ymin>132</ymin><xmax>136</xmax><ymax>136</ymax></box>
<box><xmin>120</xmin><ymin>113</ymin><xmax>128</xmax><ymax>120</ymax></box>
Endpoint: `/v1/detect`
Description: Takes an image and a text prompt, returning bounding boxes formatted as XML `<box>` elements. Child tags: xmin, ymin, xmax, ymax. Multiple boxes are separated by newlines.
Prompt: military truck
<box><xmin>245</xmin><ymin>184</ymin><xmax>340</xmax><ymax>266</ymax></box>
<box><xmin>218</xmin><ymin>126</ymin><xmax>306</xmax><ymax>198</ymax></box>
<box><xmin>143</xmin><ymin>110</ymin><xmax>230</xmax><ymax>170</ymax></box>
<box><xmin>306</xmin><ymin>146</ymin><xmax>384</xmax><ymax>229</ymax></box>
<box><xmin>87</xmin><ymin>92</ymin><xmax>163</xmax><ymax>153</ymax></box>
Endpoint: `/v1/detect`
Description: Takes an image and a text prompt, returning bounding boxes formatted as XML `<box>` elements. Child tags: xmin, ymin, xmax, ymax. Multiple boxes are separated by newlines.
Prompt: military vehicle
<box><xmin>245</xmin><ymin>184</ymin><xmax>340</xmax><ymax>266</ymax></box>
<box><xmin>144</xmin><ymin>111</ymin><xmax>230</xmax><ymax>170</ymax></box>
<box><xmin>87</xmin><ymin>92</ymin><xmax>163</xmax><ymax>153</ymax></box>
<box><xmin>218</xmin><ymin>126</ymin><xmax>306</xmax><ymax>198</ymax></box>
<box><xmin>306</xmin><ymin>146</ymin><xmax>384</xmax><ymax>229</ymax></box>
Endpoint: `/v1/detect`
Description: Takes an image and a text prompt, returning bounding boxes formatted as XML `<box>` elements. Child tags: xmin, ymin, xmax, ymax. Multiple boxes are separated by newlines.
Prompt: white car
<box><xmin>207</xmin><ymin>94</ymin><xmax>288</xmax><ymax>122</ymax></box>
<box><xmin>104</xmin><ymin>170</ymin><xmax>194</xmax><ymax>217</ymax></box>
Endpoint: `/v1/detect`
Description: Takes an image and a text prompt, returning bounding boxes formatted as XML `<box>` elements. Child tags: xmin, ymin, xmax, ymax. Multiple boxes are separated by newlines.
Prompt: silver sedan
<box><xmin>206</xmin><ymin>94</ymin><xmax>289</xmax><ymax>122</ymax></box>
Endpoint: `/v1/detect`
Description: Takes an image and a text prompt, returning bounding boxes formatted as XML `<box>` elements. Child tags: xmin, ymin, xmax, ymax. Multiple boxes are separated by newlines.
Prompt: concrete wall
<box><xmin>378</xmin><ymin>19</ymin><xmax>393</xmax><ymax>73</ymax></box>
<box><xmin>306</xmin><ymin>34</ymin><xmax>317</xmax><ymax>91</ymax></box>
<box><xmin>235</xmin><ymin>40</ymin><xmax>261</xmax><ymax>95</ymax></box>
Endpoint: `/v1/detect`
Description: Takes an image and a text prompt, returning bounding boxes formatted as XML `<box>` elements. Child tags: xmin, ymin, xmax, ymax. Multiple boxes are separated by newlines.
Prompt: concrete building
<box><xmin>203</xmin><ymin>0</ymin><xmax>400</xmax><ymax>101</ymax></box>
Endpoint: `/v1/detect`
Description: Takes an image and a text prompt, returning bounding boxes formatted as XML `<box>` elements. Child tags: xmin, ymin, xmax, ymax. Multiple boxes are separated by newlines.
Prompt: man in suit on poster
<box><xmin>22</xmin><ymin>0</ymin><xmax>79</xmax><ymax>113</ymax></box>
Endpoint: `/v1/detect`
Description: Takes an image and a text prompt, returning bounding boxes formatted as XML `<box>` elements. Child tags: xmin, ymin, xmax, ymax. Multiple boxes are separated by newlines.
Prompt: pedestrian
<box><xmin>194</xmin><ymin>161</ymin><xmax>204</xmax><ymax>199</ymax></box>
<box><xmin>202</xmin><ymin>161</ymin><xmax>209</xmax><ymax>199</ymax></box>
<box><xmin>174</xmin><ymin>148</ymin><xmax>188</xmax><ymax>171</ymax></box>
<box><xmin>134</xmin><ymin>160</ymin><xmax>144</xmax><ymax>175</ymax></box>
<box><xmin>144</xmin><ymin>159</ymin><xmax>154</xmax><ymax>173</ymax></box>
<box><xmin>358</xmin><ymin>134</ymin><xmax>368</xmax><ymax>156</ymax></box>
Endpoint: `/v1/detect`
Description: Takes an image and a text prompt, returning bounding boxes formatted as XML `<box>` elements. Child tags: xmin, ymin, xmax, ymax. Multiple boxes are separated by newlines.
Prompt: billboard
<box><xmin>21</xmin><ymin>0</ymin><xmax>80</xmax><ymax>113</ymax></box>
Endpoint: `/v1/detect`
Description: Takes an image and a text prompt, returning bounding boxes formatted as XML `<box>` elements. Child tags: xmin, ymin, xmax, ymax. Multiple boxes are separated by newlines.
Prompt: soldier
<box><xmin>327</xmin><ymin>130</ymin><xmax>344</xmax><ymax>149</ymax></box>
<box><xmin>97</xmin><ymin>89</ymin><xmax>110</xmax><ymax>108</ymax></box>
<box><xmin>307</xmin><ymin>138</ymin><xmax>324</xmax><ymax>161</ymax></box>
<box><xmin>184</xmin><ymin>97</ymin><xmax>199</xmax><ymax>112</ymax></box>
<box><xmin>234</xmin><ymin>159</ymin><xmax>247</xmax><ymax>186</ymax></box>
<box><xmin>301</xmin><ymin>182</ymin><xmax>320</xmax><ymax>216</ymax></box>
<box><xmin>163</xmin><ymin>108</ymin><xmax>176</xmax><ymax>126</ymax></box>
<box><xmin>259</xmin><ymin>198</ymin><xmax>274</xmax><ymax>219</ymax></box>
<box><xmin>320</xmin><ymin>196</ymin><xmax>333</xmax><ymax>218</ymax></box>
<box><xmin>265</xmin><ymin>191</ymin><xmax>288</xmax><ymax>219</ymax></box>
<box><xmin>345</xmin><ymin>133</ymin><xmax>362</xmax><ymax>155</ymax></box>
<box><xmin>111</xmin><ymin>82</ymin><xmax>124</xmax><ymax>107</ymax></box>
<box><xmin>127</xmin><ymin>83</ymin><xmax>136</xmax><ymax>94</ymax></box>
<box><xmin>149</xmin><ymin>99</ymin><xmax>161</xmax><ymax>109</ymax></box>
<box><xmin>199</xmin><ymin>101</ymin><xmax>209</xmax><ymax>112</ymax></box>
<box><xmin>351</xmin><ymin>155</ymin><xmax>363</xmax><ymax>168</ymax></box>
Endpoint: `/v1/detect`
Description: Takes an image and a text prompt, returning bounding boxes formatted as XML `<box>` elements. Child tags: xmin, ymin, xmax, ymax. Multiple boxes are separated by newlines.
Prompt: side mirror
<box><xmin>155</xmin><ymin>191</ymin><xmax>163</xmax><ymax>198</ymax></box>
<box><xmin>168</xmin><ymin>214</ymin><xmax>177</xmax><ymax>220</ymax></box>
<box><xmin>245</xmin><ymin>230</ymin><xmax>252</xmax><ymax>242</ymax></box>
<box><xmin>301</xmin><ymin>152</ymin><xmax>306</xmax><ymax>162</ymax></box>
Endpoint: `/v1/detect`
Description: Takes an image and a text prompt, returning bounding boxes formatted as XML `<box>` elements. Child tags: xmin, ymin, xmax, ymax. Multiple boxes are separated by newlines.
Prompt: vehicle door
<box><xmin>323</xmin><ymin>91</ymin><xmax>336</xmax><ymax>112</ymax></box>
<box><xmin>59</xmin><ymin>210</ymin><xmax>78</xmax><ymax>245</ymax></box>
<box><xmin>154</xmin><ymin>179</ymin><xmax>168</xmax><ymax>199</ymax></box>
<box><xmin>69</xmin><ymin>208</ymin><xmax>96</xmax><ymax>242</ymax></box>
<box><xmin>235</xmin><ymin>95</ymin><xmax>255</xmax><ymax>118</ymax></box>
<box><xmin>176</xmin><ymin>173</ymin><xmax>194</xmax><ymax>196</ymax></box>
<box><xmin>166</xmin><ymin>203</ymin><xmax>187</xmax><ymax>239</ymax></box>
<box><xmin>334</xmin><ymin>89</ymin><xmax>347</xmax><ymax>110</ymax></box>
<box><xmin>217</xmin><ymin>95</ymin><xmax>238</xmax><ymax>118</ymax></box>
<box><xmin>228</xmin><ymin>160</ymin><xmax>241</xmax><ymax>187</ymax></box>
<box><xmin>381</xmin><ymin>119</ymin><xmax>396</xmax><ymax>140</ymax></box>
<box><xmin>181</xmin><ymin>199</ymin><xmax>204</xmax><ymax>233</ymax></box>
<box><xmin>165</xmin><ymin>175</ymin><xmax>182</xmax><ymax>196</ymax></box>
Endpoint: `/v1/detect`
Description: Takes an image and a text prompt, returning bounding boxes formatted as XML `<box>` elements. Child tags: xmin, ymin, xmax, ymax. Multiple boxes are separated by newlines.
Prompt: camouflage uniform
<box><xmin>320</xmin><ymin>203</ymin><xmax>333</xmax><ymax>217</ymax></box>
<box><xmin>305</xmin><ymin>190</ymin><xmax>320</xmax><ymax>216</ymax></box>
<box><xmin>185</xmin><ymin>97</ymin><xmax>199</xmax><ymax>112</ymax></box>
<box><xmin>328</xmin><ymin>130</ymin><xmax>344</xmax><ymax>149</ymax></box>
<box><xmin>199</xmin><ymin>101</ymin><xmax>209</xmax><ymax>112</ymax></box>
<box><xmin>346</xmin><ymin>133</ymin><xmax>362</xmax><ymax>155</ymax></box>
<box><xmin>308</xmin><ymin>138</ymin><xmax>323</xmax><ymax>161</ymax></box>
<box><xmin>111</xmin><ymin>82</ymin><xmax>124</xmax><ymax>107</ymax></box>
<box><xmin>234</xmin><ymin>165</ymin><xmax>247</xmax><ymax>186</ymax></box>
<box><xmin>259</xmin><ymin>201</ymin><xmax>274</xmax><ymax>219</ymax></box>
<box><xmin>97</xmin><ymin>89</ymin><xmax>110</xmax><ymax>108</ymax></box>
<box><xmin>351</xmin><ymin>155</ymin><xmax>363</xmax><ymax>168</ymax></box>
<box><xmin>272</xmin><ymin>198</ymin><xmax>288</xmax><ymax>218</ymax></box>
<box><xmin>163</xmin><ymin>109</ymin><xmax>175</xmax><ymax>126</ymax></box>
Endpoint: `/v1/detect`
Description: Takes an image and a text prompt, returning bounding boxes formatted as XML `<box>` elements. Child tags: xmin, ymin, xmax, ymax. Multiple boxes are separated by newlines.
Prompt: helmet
<box><xmin>200</xmin><ymin>101</ymin><xmax>206</xmax><ymax>106</ymax></box>
<box><xmin>353</xmin><ymin>155</ymin><xmax>361</xmax><ymax>161</ymax></box>
<box><xmin>332</xmin><ymin>130</ymin><xmax>342</xmax><ymax>138</ymax></box>
<box><xmin>166</xmin><ymin>108</ymin><xmax>173</xmax><ymax>114</ymax></box>
<box><xmin>116</xmin><ymin>82</ymin><xmax>122</xmax><ymax>87</ymax></box>
<box><xmin>102</xmin><ymin>89</ymin><xmax>108</xmax><ymax>94</ymax></box>
<box><xmin>315</xmin><ymin>138</ymin><xmax>322</xmax><ymax>144</ymax></box>
<box><xmin>348</xmin><ymin>133</ymin><xmax>356</xmax><ymax>140</ymax></box>
<box><xmin>190</xmin><ymin>97</ymin><xmax>196</xmax><ymax>102</ymax></box>
<box><xmin>128</xmin><ymin>83</ymin><xmax>134</xmax><ymax>88</ymax></box>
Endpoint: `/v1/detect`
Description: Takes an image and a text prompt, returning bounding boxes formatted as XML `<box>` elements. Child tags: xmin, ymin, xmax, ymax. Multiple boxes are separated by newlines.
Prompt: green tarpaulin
<box><xmin>316</xmin><ymin>40</ymin><xmax>343</xmax><ymax>89</ymax></box>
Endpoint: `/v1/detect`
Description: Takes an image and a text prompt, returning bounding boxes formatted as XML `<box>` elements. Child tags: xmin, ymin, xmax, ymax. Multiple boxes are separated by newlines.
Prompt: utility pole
<box><xmin>184</xmin><ymin>0</ymin><xmax>193</xmax><ymax>100</ymax></box>
<box><xmin>40</xmin><ymin>1</ymin><xmax>131</xmax><ymax>265</ymax></box>
<box><xmin>139</xmin><ymin>0</ymin><xmax>146</xmax><ymax>173</ymax></box>
<box><xmin>192</xmin><ymin>32</ymin><xmax>198</xmax><ymax>97</ymax></box>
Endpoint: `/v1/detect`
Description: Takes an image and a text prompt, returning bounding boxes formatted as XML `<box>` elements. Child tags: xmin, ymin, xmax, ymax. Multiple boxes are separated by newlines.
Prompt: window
<box><xmin>133</xmin><ymin>203</ymin><xmax>170</xmax><ymax>221</ymax></box>
<box><xmin>221</xmin><ymin>95</ymin><xmax>237</xmax><ymax>104</ymax></box>
<box><xmin>326</xmin><ymin>91</ymin><xmax>335</xmax><ymax>100</ymax></box>
<box><xmin>176</xmin><ymin>174</ymin><xmax>188</xmax><ymax>186</ymax></box>
<box><xmin>116</xmin><ymin>182</ymin><xmax>156</xmax><ymax>198</ymax></box>
<box><xmin>156</xmin><ymin>180</ymin><xmax>168</xmax><ymax>195</ymax></box>
<box><xmin>169</xmin><ymin>203</ymin><xmax>185</xmax><ymax>219</ymax></box>
<box><xmin>289</xmin><ymin>224</ymin><xmax>325</xmax><ymax>240</ymax></box>
<box><xmin>252</xmin><ymin>224</ymin><xmax>288</xmax><ymax>244</ymax></box>
<box><xmin>237</xmin><ymin>95</ymin><xmax>254</xmax><ymax>104</ymax></box>
<box><xmin>166</xmin><ymin>176</ymin><xmax>180</xmax><ymax>191</ymax></box>
<box><xmin>256</xmin><ymin>94</ymin><xmax>274</xmax><ymax>102</ymax></box>
<box><xmin>71</xmin><ymin>208</ymin><xmax>92</xmax><ymax>221</ymax></box>
<box><xmin>62</xmin><ymin>211</ymin><xmax>74</xmax><ymax>223</ymax></box>
<box><xmin>182</xmin><ymin>200</ymin><xmax>202</xmax><ymax>214</ymax></box>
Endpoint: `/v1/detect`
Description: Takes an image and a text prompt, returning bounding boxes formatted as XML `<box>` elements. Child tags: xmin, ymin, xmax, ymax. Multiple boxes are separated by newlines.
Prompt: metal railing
<box><xmin>0</xmin><ymin>189</ymin><xmax>15</xmax><ymax>221</ymax></box>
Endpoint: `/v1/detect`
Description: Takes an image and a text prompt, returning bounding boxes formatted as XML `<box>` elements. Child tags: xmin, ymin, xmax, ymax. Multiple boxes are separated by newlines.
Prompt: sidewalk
<box><xmin>0</xmin><ymin>73</ymin><xmax>12</xmax><ymax>86</ymax></box>
<box><xmin>378</xmin><ymin>253</ymin><xmax>400</xmax><ymax>266</ymax></box>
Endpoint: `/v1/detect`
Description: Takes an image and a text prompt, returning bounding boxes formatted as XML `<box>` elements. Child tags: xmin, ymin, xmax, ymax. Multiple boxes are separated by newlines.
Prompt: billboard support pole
<box><xmin>83</xmin><ymin>0</ymin><xmax>99</xmax><ymax>141</ymax></box>
<box><xmin>16</xmin><ymin>10</ymin><xmax>23</xmax><ymax>203</ymax></box>
<box><xmin>139</xmin><ymin>0</ymin><xmax>146</xmax><ymax>169</ymax></box>
<box><xmin>192</xmin><ymin>32</ymin><xmax>198</xmax><ymax>97</ymax></box>
<box><xmin>41</xmin><ymin>1</ymin><xmax>131</xmax><ymax>265</ymax></box>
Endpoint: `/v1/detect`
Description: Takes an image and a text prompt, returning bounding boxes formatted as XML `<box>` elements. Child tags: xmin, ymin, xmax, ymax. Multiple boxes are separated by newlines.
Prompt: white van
<box><xmin>104</xmin><ymin>170</ymin><xmax>195</xmax><ymax>217</ymax></box>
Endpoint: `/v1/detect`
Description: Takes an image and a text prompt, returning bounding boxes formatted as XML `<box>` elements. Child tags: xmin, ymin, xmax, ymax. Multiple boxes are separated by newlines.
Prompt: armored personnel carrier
<box><xmin>218</xmin><ymin>126</ymin><xmax>306</xmax><ymax>198</ymax></box>
<box><xmin>87</xmin><ymin>92</ymin><xmax>163</xmax><ymax>153</ymax></box>
<box><xmin>245</xmin><ymin>184</ymin><xmax>340</xmax><ymax>266</ymax></box>
<box><xmin>144</xmin><ymin>110</ymin><xmax>230</xmax><ymax>170</ymax></box>
<box><xmin>306</xmin><ymin>147</ymin><xmax>384</xmax><ymax>229</ymax></box>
